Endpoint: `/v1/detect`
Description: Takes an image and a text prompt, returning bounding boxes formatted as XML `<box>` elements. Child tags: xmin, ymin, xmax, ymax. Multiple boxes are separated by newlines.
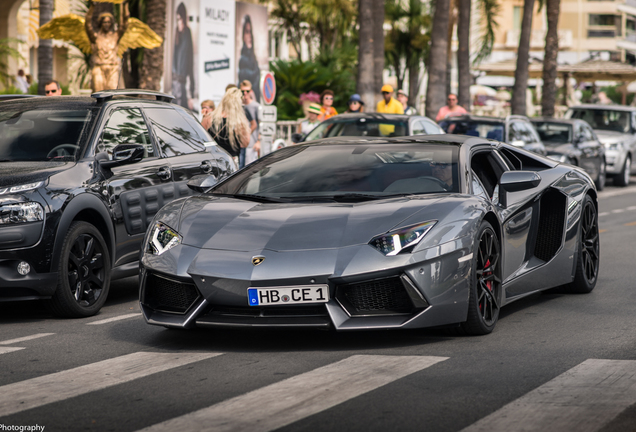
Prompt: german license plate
<box><xmin>247</xmin><ymin>285</ymin><xmax>329</xmax><ymax>306</ymax></box>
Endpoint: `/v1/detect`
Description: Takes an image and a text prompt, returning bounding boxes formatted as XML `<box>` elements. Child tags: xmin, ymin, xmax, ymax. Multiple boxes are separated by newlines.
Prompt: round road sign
<box><xmin>261</xmin><ymin>72</ymin><xmax>276</xmax><ymax>105</ymax></box>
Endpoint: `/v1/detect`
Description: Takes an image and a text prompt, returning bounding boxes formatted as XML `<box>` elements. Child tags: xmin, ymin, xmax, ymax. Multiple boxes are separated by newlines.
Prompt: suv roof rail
<box><xmin>91</xmin><ymin>89</ymin><xmax>175</xmax><ymax>104</ymax></box>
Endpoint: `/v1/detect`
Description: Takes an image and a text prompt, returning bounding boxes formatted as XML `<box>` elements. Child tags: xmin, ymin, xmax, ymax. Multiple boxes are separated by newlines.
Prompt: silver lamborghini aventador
<box><xmin>139</xmin><ymin>135</ymin><xmax>600</xmax><ymax>335</ymax></box>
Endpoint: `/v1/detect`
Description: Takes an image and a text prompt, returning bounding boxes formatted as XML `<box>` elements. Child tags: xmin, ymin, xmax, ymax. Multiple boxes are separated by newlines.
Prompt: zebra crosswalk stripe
<box><xmin>138</xmin><ymin>354</ymin><xmax>448</xmax><ymax>432</ymax></box>
<box><xmin>0</xmin><ymin>351</ymin><xmax>222</xmax><ymax>417</ymax></box>
<box><xmin>0</xmin><ymin>333</ymin><xmax>55</xmax><ymax>345</ymax></box>
<box><xmin>461</xmin><ymin>359</ymin><xmax>636</xmax><ymax>432</ymax></box>
<box><xmin>0</xmin><ymin>346</ymin><xmax>24</xmax><ymax>355</ymax></box>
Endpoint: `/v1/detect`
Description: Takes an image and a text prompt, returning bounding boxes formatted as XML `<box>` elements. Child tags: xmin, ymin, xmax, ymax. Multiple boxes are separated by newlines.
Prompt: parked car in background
<box><xmin>531</xmin><ymin>118</ymin><xmax>606</xmax><ymax>190</ymax></box>
<box><xmin>0</xmin><ymin>90</ymin><xmax>235</xmax><ymax>317</ymax></box>
<box><xmin>292</xmin><ymin>113</ymin><xmax>445</xmax><ymax>143</ymax></box>
<box><xmin>566</xmin><ymin>105</ymin><xmax>636</xmax><ymax>186</ymax></box>
<box><xmin>439</xmin><ymin>114</ymin><xmax>546</xmax><ymax>155</ymax></box>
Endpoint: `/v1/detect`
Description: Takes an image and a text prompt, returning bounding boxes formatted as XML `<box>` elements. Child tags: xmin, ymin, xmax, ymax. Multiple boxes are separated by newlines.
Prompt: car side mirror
<box><xmin>498</xmin><ymin>171</ymin><xmax>541</xmax><ymax>208</ymax></box>
<box><xmin>187</xmin><ymin>174</ymin><xmax>219</xmax><ymax>193</ymax></box>
<box><xmin>291</xmin><ymin>133</ymin><xmax>304</xmax><ymax>143</ymax></box>
<box><xmin>99</xmin><ymin>144</ymin><xmax>145</xmax><ymax>169</ymax></box>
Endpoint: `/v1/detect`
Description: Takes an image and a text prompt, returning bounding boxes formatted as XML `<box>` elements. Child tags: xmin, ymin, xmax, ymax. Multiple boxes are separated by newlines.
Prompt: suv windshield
<box><xmin>0</xmin><ymin>108</ymin><xmax>95</xmax><ymax>162</ymax></box>
<box><xmin>212</xmin><ymin>143</ymin><xmax>460</xmax><ymax>199</ymax></box>
<box><xmin>439</xmin><ymin>119</ymin><xmax>505</xmax><ymax>141</ymax></box>
<box><xmin>305</xmin><ymin>118</ymin><xmax>409</xmax><ymax>140</ymax></box>
<box><xmin>532</xmin><ymin>121</ymin><xmax>572</xmax><ymax>144</ymax></box>
<box><xmin>567</xmin><ymin>108</ymin><xmax>632</xmax><ymax>134</ymax></box>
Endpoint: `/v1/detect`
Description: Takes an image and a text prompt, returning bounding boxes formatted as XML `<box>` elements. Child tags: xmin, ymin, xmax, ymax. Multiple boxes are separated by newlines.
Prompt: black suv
<box><xmin>0</xmin><ymin>90</ymin><xmax>235</xmax><ymax>317</ymax></box>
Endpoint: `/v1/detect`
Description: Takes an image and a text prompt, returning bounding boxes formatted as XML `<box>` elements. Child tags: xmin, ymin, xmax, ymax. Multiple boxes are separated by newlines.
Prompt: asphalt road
<box><xmin>1</xmin><ymin>180</ymin><xmax>635</xmax><ymax>432</ymax></box>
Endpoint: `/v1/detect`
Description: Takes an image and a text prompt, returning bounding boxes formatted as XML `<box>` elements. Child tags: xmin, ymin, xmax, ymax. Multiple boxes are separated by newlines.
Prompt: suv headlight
<box><xmin>370</xmin><ymin>221</ymin><xmax>437</xmax><ymax>256</ymax></box>
<box><xmin>0</xmin><ymin>202</ymin><xmax>44</xmax><ymax>224</ymax></box>
<box><xmin>148</xmin><ymin>222</ymin><xmax>182</xmax><ymax>255</ymax></box>
<box><xmin>0</xmin><ymin>181</ymin><xmax>44</xmax><ymax>195</ymax></box>
<box><xmin>604</xmin><ymin>141</ymin><xmax>623</xmax><ymax>151</ymax></box>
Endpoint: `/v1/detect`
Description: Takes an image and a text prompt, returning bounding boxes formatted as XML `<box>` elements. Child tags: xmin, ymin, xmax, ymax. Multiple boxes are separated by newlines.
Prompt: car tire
<box><xmin>46</xmin><ymin>221</ymin><xmax>111</xmax><ymax>317</ymax></box>
<box><xmin>615</xmin><ymin>155</ymin><xmax>631</xmax><ymax>187</ymax></box>
<box><xmin>595</xmin><ymin>161</ymin><xmax>606</xmax><ymax>191</ymax></box>
<box><xmin>461</xmin><ymin>220</ymin><xmax>502</xmax><ymax>335</ymax></box>
<box><xmin>561</xmin><ymin>195</ymin><xmax>599</xmax><ymax>294</ymax></box>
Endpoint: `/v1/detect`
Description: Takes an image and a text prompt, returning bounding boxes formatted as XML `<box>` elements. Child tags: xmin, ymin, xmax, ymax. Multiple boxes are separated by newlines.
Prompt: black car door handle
<box><xmin>200</xmin><ymin>161</ymin><xmax>212</xmax><ymax>173</ymax></box>
<box><xmin>157</xmin><ymin>166</ymin><xmax>171</xmax><ymax>180</ymax></box>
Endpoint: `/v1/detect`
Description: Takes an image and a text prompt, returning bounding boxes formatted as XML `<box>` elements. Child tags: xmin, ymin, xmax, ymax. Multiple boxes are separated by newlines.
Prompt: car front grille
<box><xmin>336</xmin><ymin>276</ymin><xmax>414</xmax><ymax>316</ymax></box>
<box><xmin>143</xmin><ymin>273</ymin><xmax>201</xmax><ymax>314</ymax></box>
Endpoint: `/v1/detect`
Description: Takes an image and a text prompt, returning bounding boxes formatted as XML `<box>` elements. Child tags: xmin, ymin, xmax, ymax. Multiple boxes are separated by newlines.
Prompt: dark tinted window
<box><xmin>533</xmin><ymin>121</ymin><xmax>573</xmax><ymax>144</ymax></box>
<box><xmin>305</xmin><ymin>118</ymin><xmax>409</xmax><ymax>140</ymax></box>
<box><xmin>0</xmin><ymin>108</ymin><xmax>94</xmax><ymax>161</ymax></box>
<box><xmin>440</xmin><ymin>119</ymin><xmax>504</xmax><ymax>140</ymax></box>
<box><xmin>145</xmin><ymin>108</ymin><xmax>206</xmax><ymax>156</ymax></box>
<box><xmin>177</xmin><ymin>109</ymin><xmax>213</xmax><ymax>143</ymax></box>
<box><xmin>213</xmin><ymin>144</ymin><xmax>460</xmax><ymax>198</ymax></box>
<box><xmin>98</xmin><ymin>108</ymin><xmax>153</xmax><ymax>159</ymax></box>
<box><xmin>567</xmin><ymin>108</ymin><xmax>632</xmax><ymax>133</ymax></box>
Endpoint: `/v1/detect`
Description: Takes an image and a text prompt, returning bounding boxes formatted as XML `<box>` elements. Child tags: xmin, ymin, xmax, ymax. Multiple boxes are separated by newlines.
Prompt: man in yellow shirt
<box><xmin>376</xmin><ymin>85</ymin><xmax>404</xmax><ymax>114</ymax></box>
<box><xmin>376</xmin><ymin>84</ymin><xmax>404</xmax><ymax>135</ymax></box>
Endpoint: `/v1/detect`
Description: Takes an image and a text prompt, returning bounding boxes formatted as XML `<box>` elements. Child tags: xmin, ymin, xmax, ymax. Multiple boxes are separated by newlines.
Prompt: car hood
<box><xmin>594</xmin><ymin>130</ymin><xmax>631</xmax><ymax>145</ymax></box>
<box><xmin>0</xmin><ymin>161</ymin><xmax>72</xmax><ymax>187</ymax></box>
<box><xmin>177</xmin><ymin>195</ymin><xmax>446</xmax><ymax>252</ymax></box>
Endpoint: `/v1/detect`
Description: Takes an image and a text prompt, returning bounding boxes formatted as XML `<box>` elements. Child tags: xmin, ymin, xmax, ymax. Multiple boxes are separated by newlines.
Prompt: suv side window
<box><xmin>412</xmin><ymin>120</ymin><xmax>427</xmax><ymax>135</ymax></box>
<box><xmin>508</xmin><ymin>121</ymin><xmax>523</xmax><ymax>143</ymax></box>
<box><xmin>98</xmin><ymin>108</ymin><xmax>154</xmax><ymax>159</ymax></box>
<box><xmin>520</xmin><ymin>121</ymin><xmax>539</xmax><ymax>143</ymax></box>
<box><xmin>423</xmin><ymin>119</ymin><xmax>442</xmax><ymax>135</ymax></box>
<box><xmin>145</xmin><ymin>108</ymin><xmax>207</xmax><ymax>156</ymax></box>
<box><xmin>580</xmin><ymin>123</ymin><xmax>594</xmax><ymax>141</ymax></box>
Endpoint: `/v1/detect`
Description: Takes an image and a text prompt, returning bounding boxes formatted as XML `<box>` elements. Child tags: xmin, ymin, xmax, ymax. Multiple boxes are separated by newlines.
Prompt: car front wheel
<box><xmin>46</xmin><ymin>221</ymin><xmax>111</xmax><ymax>317</ymax></box>
<box><xmin>563</xmin><ymin>195</ymin><xmax>599</xmax><ymax>294</ymax></box>
<box><xmin>615</xmin><ymin>155</ymin><xmax>631</xmax><ymax>187</ymax></box>
<box><xmin>461</xmin><ymin>221</ymin><xmax>502</xmax><ymax>335</ymax></box>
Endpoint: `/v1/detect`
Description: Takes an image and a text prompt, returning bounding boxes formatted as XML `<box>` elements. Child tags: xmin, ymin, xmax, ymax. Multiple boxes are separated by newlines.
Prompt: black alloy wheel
<box><xmin>595</xmin><ymin>161</ymin><xmax>606</xmax><ymax>191</ymax></box>
<box><xmin>565</xmin><ymin>195</ymin><xmax>599</xmax><ymax>293</ymax></box>
<box><xmin>615</xmin><ymin>156</ymin><xmax>631</xmax><ymax>187</ymax></box>
<box><xmin>46</xmin><ymin>222</ymin><xmax>111</xmax><ymax>317</ymax></box>
<box><xmin>461</xmin><ymin>221</ymin><xmax>502</xmax><ymax>335</ymax></box>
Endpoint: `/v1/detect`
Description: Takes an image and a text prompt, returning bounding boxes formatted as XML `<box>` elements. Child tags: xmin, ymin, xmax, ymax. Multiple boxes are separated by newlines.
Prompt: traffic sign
<box><xmin>260</xmin><ymin>121</ymin><xmax>276</xmax><ymax>137</ymax></box>
<box><xmin>260</xmin><ymin>71</ymin><xmax>276</xmax><ymax>105</ymax></box>
<box><xmin>259</xmin><ymin>105</ymin><xmax>277</xmax><ymax>122</ymax></box>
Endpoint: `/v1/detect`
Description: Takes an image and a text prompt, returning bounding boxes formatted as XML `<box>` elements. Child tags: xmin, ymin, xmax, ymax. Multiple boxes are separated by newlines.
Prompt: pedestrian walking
<box><xmin>298</xmin><ymin>103</ymin><xmax>322</xmax><ymax>136</ymax></box>
<box><xmin>200</xmin><ymin>99</ymin><xmax>215</xmax><ymax>130</ymax></box>
<box><xmin>209</xmin><ymin>88</ymin><xmax>251</xmax><ymax>161</ymax></box>
<box><xmin>240</xmin><ymin>79</ymin><xmax>262</xmax><ymax>165</ymax></box>
<box><xmin>15</xmin><ymin>69</ymin><xmax>29</xmax><ymax>94</ymax></box>
<box><xmin>435</xmin><ymin>93</ymin><xmax>467</xmax><ymax>122</ymax></box>
<box><xmin>319</xmin><ymin>90</ymin><xmax>338</xmax><ymax>120</ymax></box>
<box><xmin>346</xmin><ymin>94</ymin><xmax>364</xmax><ymax>113</ymax></box>
<box><xmin>397</xmin><ymin>89</ymin><xmax>417</xmax><ymax>115</ymax></box>
<box><xmin>376</xmin><ymin>85</ymin><xmax>404</xmax><ymax>114</ymax></box>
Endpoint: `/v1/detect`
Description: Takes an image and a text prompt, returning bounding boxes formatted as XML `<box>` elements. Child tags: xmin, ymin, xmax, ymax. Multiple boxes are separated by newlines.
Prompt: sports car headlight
<box><xmin>370</xmin><ymin>221</ymin><xmax>437</xmax><ymax>256</ymax></box>
<box><xmin>148</xmin><ymin>222</ymin><xmax>182</xmax><ymax>255</ymax></box>
<box><xmin>0</xmin><ymin>202</ymin><xmax>44</xmax><ymax>224</ymax></box>
<box><xmin>0</xmin><ymin>181</ymin><xmax>44</xmax><ymax>195</ymax></box>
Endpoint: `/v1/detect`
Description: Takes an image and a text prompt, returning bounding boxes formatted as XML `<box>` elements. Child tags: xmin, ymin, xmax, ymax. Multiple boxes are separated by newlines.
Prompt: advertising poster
<box><xmin>199</xmin><ymin>0</ymin><xmax>236</xmax><ymax>105</ymax></box>
<box><xmin>164</xmin><ymin>0</ymin><xmax>200</xmax><ymax>111</ymax></box>
<box><xmin>235</xmin><ymin>2</ymin><xmax>268</xmax><ymax>103</ymax></box>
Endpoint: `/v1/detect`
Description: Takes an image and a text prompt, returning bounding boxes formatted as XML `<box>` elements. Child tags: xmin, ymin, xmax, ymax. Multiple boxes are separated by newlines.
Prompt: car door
<box><xmin>143</xmin><ymin>106</ymin><xmax>220</xmax><ymax>197</ymax></box>
<box><xmin>577</xmin><ymin>122</ymin><xmax>602</xmax><ymax>178</ymax></box>
<box><xmin>95</xmin><ymin>106</ymin><xmax>171</xmax><ymax>267</ymax></box>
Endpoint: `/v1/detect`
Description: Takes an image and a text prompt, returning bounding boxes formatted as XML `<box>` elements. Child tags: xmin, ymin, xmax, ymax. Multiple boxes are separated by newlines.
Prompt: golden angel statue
<box><xmin>37</xmin><ymin>0</ymin><xmax>162</xmax><ymax>92</ymax></box>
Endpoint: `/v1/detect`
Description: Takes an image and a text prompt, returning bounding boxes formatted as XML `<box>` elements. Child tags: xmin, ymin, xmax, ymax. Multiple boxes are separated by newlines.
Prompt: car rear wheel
<box><xmin>461</xmin><ymin>221</ymin><xmax>502</xmax><ymax>335</ymax></box>
<box><xmin>563</xmin><ymin>195</ymin><xmax>599</xmax><ymax>294</ymax></box>
<box><xmin>46</xmin><ymin>222</ymin><xmax>111</xmax><ymax>317</ymax></box>
<box><xmin>615</xmin><ymin>155</ymin><xmax>631</xmax><ymax>187</ymax></box>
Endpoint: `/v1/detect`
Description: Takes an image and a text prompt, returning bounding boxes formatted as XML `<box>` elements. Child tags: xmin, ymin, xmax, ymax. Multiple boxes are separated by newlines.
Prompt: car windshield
<box><xmin>304</xmin><ymin>117</ymin><xmax>409</xmax><ymax>140</ymax></box>
<box><xmin>212</xmin><ymin>143</ymin><xmax>460</xmax><ymax>200</ymax></box>
<box><xmin>567</xmin><ymin>108</ymin><xmax>632</xmax><ymax>133</ymax></box>
<box><xmin>532</xmin><ymin>122</ymin><xmax>572</xmax><ymax>144</ymax></box>
<box><xmin>0</xmin><ymin>108</ymin><xmax>95</xmax><ymax>162</ymax></box>
<box><xmin>439</xmin><ymin>119</ymin><xmax>505</xmax><ymax>141</ymax></box>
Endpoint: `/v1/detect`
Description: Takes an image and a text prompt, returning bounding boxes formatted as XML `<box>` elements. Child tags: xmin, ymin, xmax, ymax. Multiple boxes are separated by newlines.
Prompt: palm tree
<box><xmin>425</xmin><ymin>0</ymin><xmax>451</xmax><ymax>118</ymax></box>
<box><xmin>541</xmin><ymin>0</ymin><xmax>560</xmax><ymax>117</ymax></box>
<box><xmin>38</xmin><ymin>0</ymin><xmax>54</xmax><ymax>95</ymax></box>
<box><xmin>456</xmin><ymin>0</ymin><xmax>471</xmax><ymax>110</ymax></box>
<box><xmin>511</xmin><ymin>0</ymin><xmax>535</xmax><ymax>115</ymax></box>
<box><xmin>373</xmin><ymin>0</ymin><xmax>385</xmax><ymax>100</ymax></box>
<box><xmin>302</xmin><ymin>0</ymin><xmax>356</xmax><ymax>52</ymax></box>
<box><xmin>139</xmin><ymin>0</ymin><xmax>166</xmax><ymax>90</ymax></box>
<box><xmin>357</xmin><ymin>0</ymin><xmax>375</xmax><ymax>107</ymax></box>
<box><xmin>0</xmin><ymin>39</ymin><xmax>25</xmax><ymax>88</ymax></box>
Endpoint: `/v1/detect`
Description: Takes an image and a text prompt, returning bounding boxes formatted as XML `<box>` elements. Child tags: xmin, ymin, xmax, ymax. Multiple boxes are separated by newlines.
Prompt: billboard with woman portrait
<box><xmin>235</xmin><ymin>2</ymin><xmax>268</xmax><ymax>103</ymax></box>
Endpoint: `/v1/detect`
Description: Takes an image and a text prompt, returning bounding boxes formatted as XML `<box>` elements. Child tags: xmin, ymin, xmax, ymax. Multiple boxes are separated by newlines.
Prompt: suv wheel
<box><xmin>615</xmin><ymin>156</ymin><xmax>631</xmax><ymax>187</ymax></box>
<box><xmin>46</xmin><ymin>222</ymin><xmax>111</xmax><ymax>317</ymax></box>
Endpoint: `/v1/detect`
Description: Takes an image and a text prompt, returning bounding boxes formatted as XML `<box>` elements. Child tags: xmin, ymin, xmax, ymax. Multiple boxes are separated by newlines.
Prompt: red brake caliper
<box><xmin>480</xmin><ymin>258</ymin><xmax>492</xmax><ymax>312</ymax></box>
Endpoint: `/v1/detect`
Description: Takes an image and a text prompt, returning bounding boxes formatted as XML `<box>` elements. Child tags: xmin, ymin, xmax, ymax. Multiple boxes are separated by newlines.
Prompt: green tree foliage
<box><xmin>271</xmin><ymin>57</ymin><xmax>357</xmax><ymax>120</ymax></box>
<box><xmin>0</xmin><ymin>38</ymin><xmax>25</xmax><ymax>88</ymax></box>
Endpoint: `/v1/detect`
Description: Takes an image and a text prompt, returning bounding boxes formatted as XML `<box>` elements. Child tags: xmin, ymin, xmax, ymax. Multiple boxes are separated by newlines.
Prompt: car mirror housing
<box><xmin>99</xmin><ymin>144</ymin><xmax>145</xmax><ymax>169</ymax></box>
<box><xmin>187</xmin><ymin>174</ymin><xmax>219</xmax><ymax>193</ymax></box>
<box><xmin>498</xmin><ymin>171</ymin><xmax>541</xmax><ymax>208</ymax></box>
<box><xmin>291</xmin><ymin>133</ymin><xmax>303</xmax><ymax>143</ymax></box>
